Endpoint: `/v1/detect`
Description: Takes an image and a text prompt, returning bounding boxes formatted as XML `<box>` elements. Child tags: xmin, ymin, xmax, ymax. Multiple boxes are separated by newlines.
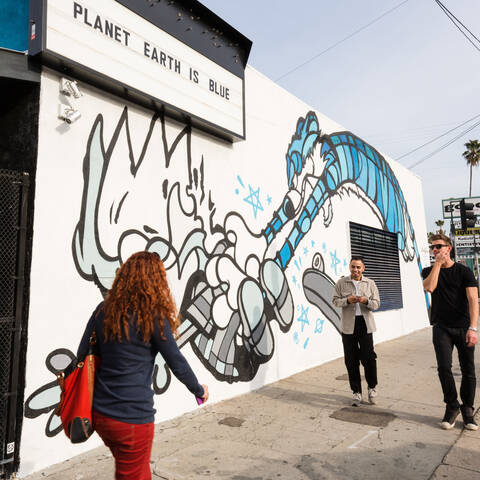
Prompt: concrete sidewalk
<box><xmin>24</xmin><ymin>327</ymin><xmax>480</xmax><ymax>479</ymax></box>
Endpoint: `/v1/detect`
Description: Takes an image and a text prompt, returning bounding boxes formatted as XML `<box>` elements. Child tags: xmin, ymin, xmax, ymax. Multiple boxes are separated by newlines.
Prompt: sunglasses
<box><xmin>429</xmin><ymin>244</ymin><xmax>449</xmax><ymax>250</ymax></box>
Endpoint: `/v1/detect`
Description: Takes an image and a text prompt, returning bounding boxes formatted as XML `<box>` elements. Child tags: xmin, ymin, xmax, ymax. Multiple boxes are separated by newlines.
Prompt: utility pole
<box><xmin>473</xmin><ymin>231</ymin><xmax>480</xmax><ymax>289</ymax></box>
<box><xmin>449</xmin><ymin>201</ymin><xmax>456</xmax><ymax>261</ymax></box>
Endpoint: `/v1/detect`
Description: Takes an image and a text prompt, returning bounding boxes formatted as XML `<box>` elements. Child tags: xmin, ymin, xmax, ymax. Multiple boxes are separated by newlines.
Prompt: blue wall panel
<box><xmin>0</xmin><ymin>0</ymin><xmax>29</xmax><ymax>52</ymax></box>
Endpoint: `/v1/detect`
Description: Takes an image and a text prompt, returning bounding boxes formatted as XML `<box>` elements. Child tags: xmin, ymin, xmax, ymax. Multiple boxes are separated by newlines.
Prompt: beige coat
<box><xmin>332</xmin><ymin>275</ymin><xmax>380</xmax><ymax>334</ymax></box>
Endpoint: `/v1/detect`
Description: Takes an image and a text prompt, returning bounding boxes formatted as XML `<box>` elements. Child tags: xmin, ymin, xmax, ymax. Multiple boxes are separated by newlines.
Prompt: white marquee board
<box><xmin>37</xmin><ymin>0</ymin><xmax>244</xmax><ymax>137</ymax></box>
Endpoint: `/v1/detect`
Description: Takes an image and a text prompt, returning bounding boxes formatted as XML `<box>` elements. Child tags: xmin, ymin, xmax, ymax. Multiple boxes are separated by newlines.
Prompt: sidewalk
<box><xmin>24</xmin><ymin>327</ymin><xmax>480</xmax><ymax>479</ymax></box>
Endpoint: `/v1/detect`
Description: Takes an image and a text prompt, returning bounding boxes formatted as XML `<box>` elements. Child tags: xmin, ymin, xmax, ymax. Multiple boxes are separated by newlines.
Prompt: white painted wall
<box><xmin>19</xmin><ymin>65</ymin><xmax>429</xmax><ymax>476</ymax></box>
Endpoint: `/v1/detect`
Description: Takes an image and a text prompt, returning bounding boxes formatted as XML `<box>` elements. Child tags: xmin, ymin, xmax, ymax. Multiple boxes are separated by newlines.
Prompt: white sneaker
<box><xmin>368</xmin><ymin>388</ymin><xmax>378</xmax><ymax>405</ymax></box>
<box><xmin>352</xmin><ymin>392</ymin><xmax>362</xmax><ymax>407</ymax></box>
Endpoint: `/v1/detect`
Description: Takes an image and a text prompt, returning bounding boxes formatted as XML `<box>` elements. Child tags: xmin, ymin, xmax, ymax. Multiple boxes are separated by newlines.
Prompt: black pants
<box><xmin>342</xmin><ymin>316</ymin><xmax>377</xmax><ymax>393</ymax></box>
<box><xmin>432</xmin><ymin>324</ymin><xmax>476</xmax><ymax>409</ymax></box>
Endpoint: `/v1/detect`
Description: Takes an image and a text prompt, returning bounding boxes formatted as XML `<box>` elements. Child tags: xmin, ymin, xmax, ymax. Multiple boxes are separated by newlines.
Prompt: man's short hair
<box><xmin>430</xmin><ymin>233</ymin><xmax>452</xmax><ymax>246</ymax></box>
<box><xmin>350</xmin><ymin>256</ymin><xmax>364</xmax><ymax>264</ymax></box>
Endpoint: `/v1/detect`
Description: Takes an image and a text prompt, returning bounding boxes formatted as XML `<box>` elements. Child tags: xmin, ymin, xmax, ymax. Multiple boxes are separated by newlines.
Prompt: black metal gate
<box><xmin>0</xmin><ymin>170</ymin><xmax>29</xmax><ymax>479</ymax></box>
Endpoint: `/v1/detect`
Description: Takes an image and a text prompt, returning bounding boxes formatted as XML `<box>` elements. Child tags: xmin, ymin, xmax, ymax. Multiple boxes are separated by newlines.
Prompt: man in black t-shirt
<box><xmin>422</xmin><ymin>234</ymin><xmax>479</xmax><ymax>431</ymax></box>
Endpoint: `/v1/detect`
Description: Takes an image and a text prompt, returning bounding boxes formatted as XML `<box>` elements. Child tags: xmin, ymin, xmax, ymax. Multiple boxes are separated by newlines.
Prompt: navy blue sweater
<box><xmin>77</xmin><ymin>302</ymin><xmax>204</xmax><ymax>424</ymax></box>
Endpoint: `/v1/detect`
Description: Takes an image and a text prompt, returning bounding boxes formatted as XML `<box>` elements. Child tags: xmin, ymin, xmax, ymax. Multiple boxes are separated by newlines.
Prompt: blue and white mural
<box><xmin>266</xmin><ymin>111</ymin><xmax>419</xmax><ymax>269</ymax></box>
<box><xmin>25</xmin><ymin>106</ymin><xmax>422</xmax><ymax>437</ymax></box>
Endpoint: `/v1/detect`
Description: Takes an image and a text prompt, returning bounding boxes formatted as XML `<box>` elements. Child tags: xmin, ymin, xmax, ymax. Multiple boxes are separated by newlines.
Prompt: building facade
<box><xmin>0</xmin><ymin>1</ymin><xmax>430</xmax><ymax>477</ymax></box>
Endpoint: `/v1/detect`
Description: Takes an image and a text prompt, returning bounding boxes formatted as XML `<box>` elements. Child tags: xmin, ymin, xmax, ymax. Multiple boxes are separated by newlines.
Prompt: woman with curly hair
<box><xmin>77</xmin><ymin>251</ymin><xmax>208</xmax><ymax>480</ymax></box>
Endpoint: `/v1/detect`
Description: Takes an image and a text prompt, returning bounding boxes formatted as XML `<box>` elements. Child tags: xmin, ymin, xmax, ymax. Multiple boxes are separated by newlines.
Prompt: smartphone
<box><xmin>196</xmin><ymin>396</ymin><xmax>205</xmax><ymax>405</ymax></box>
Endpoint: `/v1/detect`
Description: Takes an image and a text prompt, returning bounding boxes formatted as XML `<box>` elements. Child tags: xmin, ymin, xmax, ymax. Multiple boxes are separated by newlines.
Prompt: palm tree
<box><xmin>462</xmin><ymin>139</ymin><xmax>480</xmax><ymax>197</ymax></box>
<box><xmin>435</xmin><ymin>220</ymin><xmax>444</xmax><ymax>234</ymax></box>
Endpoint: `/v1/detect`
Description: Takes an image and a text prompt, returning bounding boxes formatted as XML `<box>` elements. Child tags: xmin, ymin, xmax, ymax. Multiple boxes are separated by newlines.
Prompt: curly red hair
<box><xmin>103</xmin><ymin>251</ymin><xmax>179</xmax><ymax>342</ymax></box>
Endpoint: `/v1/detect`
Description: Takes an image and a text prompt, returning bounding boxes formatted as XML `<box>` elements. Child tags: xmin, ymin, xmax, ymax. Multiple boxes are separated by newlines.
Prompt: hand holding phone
<box><xmin>195</xmin><ymin>384</ymin><xmax>209</xmax><ymax>405</ymax></box>
<box><xmin>347</xmin><ymin>295</ymin><xmax>357</xmax><ymax>304</ymax></box>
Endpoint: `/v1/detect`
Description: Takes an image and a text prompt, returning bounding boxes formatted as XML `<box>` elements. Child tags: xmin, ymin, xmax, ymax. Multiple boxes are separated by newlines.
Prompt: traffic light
<box><xmin>459</xmin><ymin>199</ymin><xmax>476</xmax><ymax>229</ymax></box>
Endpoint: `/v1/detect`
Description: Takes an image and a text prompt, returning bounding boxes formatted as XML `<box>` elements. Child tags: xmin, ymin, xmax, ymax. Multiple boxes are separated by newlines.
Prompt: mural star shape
<box><xmin>297</xmin><ymin>305</ymin><xmax>310</xmax><ymax>332</ymax></box>
<box><xmin>243</xmin><ymin>185</ymin><xmax>264</xmax><ymax>218</ymax></box>
<box><xmin>330</xmin><ymin>250</ymin><xmax>341</xmax><ymax>275</ymax></box>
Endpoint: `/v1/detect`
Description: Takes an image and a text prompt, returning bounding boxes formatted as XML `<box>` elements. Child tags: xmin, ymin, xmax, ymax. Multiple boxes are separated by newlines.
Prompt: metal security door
<box><xmin>0</xmin><ymin>170</ymin><xmax>29</xmax><ymax>479</ymax></box>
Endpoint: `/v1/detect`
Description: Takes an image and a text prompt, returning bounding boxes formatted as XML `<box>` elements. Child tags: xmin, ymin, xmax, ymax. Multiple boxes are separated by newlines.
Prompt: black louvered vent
<box><xmin>350</xmin><ymin>222</ymin><xmax>403</xmax><ymax>311</ymax></box>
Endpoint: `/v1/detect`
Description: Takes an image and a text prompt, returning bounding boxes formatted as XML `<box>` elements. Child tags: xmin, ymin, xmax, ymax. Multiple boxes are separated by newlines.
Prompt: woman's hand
<box><xmin>201</xmin><ymin>384</ymin><xmax>209</xmax><ymax>402</ymax></box>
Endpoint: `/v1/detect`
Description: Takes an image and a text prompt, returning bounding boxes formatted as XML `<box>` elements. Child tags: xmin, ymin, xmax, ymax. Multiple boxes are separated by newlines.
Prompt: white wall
<box><xmin>19</xmin><ymin>65</ymin><xmax>429</xmax><ymax>476</ymax></box>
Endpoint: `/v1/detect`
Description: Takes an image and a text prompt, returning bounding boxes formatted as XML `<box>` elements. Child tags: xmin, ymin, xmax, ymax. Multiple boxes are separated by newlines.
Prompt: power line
<box><xmin>407</xmin><ymin>118</ymin><xmax>480</xmax><ymax>169</ymax></box>
<box><xmin>435</xmin><ymin>0</ymin><xmax>480</xmax><ymax>44</ymax></box>
<box><xmin>275</xmin><ymin>0</ymin><xmax>409</xmax><ymax>82</ymax></box>
<box><xmin>395</xmin><ymin>113</ymin><xmax>480</xmax><ymax>161</ymax></box>
<box><xmin>434</xmin><ymin>0</ymin><xmax>480</xmax><ymax>53</ymax></box>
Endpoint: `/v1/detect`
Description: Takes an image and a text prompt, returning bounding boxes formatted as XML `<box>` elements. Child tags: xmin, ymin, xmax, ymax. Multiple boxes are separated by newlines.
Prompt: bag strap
<box><xmin>86</xmin><ymin>302</ymin><xmax>103</xmax><ymax>356</ymax></box>
<box><xmin>88</xmin><ymin>327</ymin><xmax>97</xmax><ymax>355</ymax></box>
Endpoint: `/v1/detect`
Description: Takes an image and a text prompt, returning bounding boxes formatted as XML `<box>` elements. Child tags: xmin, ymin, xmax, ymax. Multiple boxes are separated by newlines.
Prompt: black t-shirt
<box><xmin>421</xmin><ymin>262</ymin><xmax>477</xmax><ymax>327</ymax></box>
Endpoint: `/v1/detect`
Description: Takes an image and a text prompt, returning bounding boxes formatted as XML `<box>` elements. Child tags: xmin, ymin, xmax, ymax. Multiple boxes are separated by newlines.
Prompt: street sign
<box><xmin>455</xmin><ymin>236</ymin><xmax>477</xmax><ymax>248</ymax></box>
<box><xmin>455</xmin><ymin>227</ymin><xmax>480</xmax><ymax>236</ymax></box>
<box><xmin>456</xmin><ymin>247</ymin><xmax>475</xmax><ymax>258</ymax></box>
<box><xmin>442</xmin><ymin>197</ymin><xmax>480</xmax><ymax>220</ymax></box>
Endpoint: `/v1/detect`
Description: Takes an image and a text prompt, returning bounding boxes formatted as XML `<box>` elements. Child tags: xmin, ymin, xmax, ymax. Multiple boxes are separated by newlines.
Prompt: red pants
<box><xmin>93</xmin><ymin>410</ymin><xmax>154</xmax><ymax>480</ymax></box>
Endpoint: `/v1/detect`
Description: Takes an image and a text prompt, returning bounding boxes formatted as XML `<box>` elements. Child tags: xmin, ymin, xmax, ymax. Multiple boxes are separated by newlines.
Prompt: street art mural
<box><xmin>25</xmin><ymin>108</ymin><xmax>422</xmax><ymax>436</ymax></box>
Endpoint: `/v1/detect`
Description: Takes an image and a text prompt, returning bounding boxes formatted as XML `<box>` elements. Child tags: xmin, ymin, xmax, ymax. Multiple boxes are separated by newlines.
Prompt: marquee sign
<box><xmin>29</xmin><ymin>0</ymin><xmax>251</xmax><ymax>140</ymax></box>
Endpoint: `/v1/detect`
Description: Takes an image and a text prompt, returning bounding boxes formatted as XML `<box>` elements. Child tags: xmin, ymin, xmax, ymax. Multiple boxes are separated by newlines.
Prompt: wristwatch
<box><xmin>468</xmin><ymin>327</ymin><xmax>478</xmax><ymax>332</ymax></box>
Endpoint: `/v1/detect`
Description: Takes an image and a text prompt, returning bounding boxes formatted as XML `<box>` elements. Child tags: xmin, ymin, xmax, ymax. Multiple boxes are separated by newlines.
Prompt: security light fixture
<box><xmin>60</xmin><ymin>77</ymin><xmax>83</xmax><ymax>98</ymax></box>
<box><xmin>58</xmin><ymin>104</ymin><xmax>81</xmax><ymax>124</ymax></box>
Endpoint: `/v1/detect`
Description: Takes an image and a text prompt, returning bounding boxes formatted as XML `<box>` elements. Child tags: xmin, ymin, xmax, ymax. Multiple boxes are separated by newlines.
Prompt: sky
<box><xmin>200</xmin><ymin>0</ymin><xmax>480</xmax><ymax>235</ymax></box>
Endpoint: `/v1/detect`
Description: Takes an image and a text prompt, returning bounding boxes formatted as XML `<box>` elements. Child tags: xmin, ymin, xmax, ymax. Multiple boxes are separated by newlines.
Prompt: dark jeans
<box><xmin>342</xmin><ymin>315</ymin><xmax>377</xmax><ymax>393</ymax></box>
<box><xmin>432</xmin><ymin>324</ymin><xmax>476</xmax><ymax>409</ymax></box>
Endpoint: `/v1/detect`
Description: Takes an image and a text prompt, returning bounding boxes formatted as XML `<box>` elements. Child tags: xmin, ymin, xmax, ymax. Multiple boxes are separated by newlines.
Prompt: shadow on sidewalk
<box><xmin>254</xmin><ymin>384</ymin><xmax>442</xmax><ymax>427</ymax></box>
<box><xmin>152</xmin><ymin>441</ymin><xmax>452</xmax><ymax>480</ymax></box>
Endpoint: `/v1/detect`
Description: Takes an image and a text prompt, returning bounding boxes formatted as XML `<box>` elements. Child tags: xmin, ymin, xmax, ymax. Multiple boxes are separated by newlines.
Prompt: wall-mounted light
<box><xmin>60</xmin><ymin>77</ymin><xmax>83</xmax><ymax>98</ymax></box>
<box><xmin>58</xmin><ymin>104</ymin><xmax>81</xmax><ymax>124</ymax></box>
